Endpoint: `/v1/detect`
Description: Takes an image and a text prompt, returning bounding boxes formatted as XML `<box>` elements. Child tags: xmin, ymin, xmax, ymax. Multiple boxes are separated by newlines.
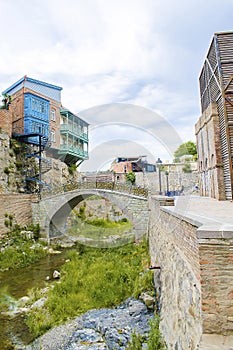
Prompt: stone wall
<box><xmin>0</xmin><ymin>130</ymin><xmax>25</xmax><ymax>193</ymax></box>
<box><xmin>136</xmin><ymin>170</ymin><xmax>198</xmax><ymax>195</ymax></box>
<box><xmin>149</xmin><ymin>196</ymin><xmax>233</xmax><ymax>347</ymax></box>
<box><xmin>149</xmin><ymin>196</ymin><xmax>202</xmax><ymax>349</ymax></box>
<box><xmin>198</xmin><ymin>232</ymin><xmax>233</xmax><ymax>335</ymax></box>
<box><xmin>33</xmin><ymin>189</ymin><xmax>149</xmax><ymax>240</ymax></box>
<box><xmin>0</xmin><ymin>193</ymin><xmax>37</xmax><ymax>236</ymax></box>
<box><xmin>195</xmin><ymin>103</ymin><xmax>225</xmax><ymax>200</ymax></box>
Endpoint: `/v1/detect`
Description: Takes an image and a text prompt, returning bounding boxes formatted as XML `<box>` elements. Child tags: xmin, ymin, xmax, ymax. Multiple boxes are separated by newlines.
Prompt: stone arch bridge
<box><xmin>32</xmin><ymin>182</ymin><xmax>149</xmax><ymax>240</ymax></box>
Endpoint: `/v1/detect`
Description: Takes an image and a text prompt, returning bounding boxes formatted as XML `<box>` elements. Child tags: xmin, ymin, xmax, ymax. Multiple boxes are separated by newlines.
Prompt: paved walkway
<box><xmin>165</xmin><ymin>195</ymin><xmax>233</xmax><ymax>238</ymax></box>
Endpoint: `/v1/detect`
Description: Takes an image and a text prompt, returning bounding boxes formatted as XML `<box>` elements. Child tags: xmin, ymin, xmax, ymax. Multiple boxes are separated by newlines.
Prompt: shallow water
<box><xmin>0</xmin><ymin>249</ymin><xmax>69</xmax><ymax>349</ymax></box>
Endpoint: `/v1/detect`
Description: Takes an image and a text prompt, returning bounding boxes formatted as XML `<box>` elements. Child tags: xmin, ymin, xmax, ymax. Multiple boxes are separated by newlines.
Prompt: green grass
<box><xmin>0</xmin><ymin>224</ymin><xmax>47</xmax><ymax>271</ymax></box>
<box><xmin>26</xmin><ymin>240</ymin><xmax>153</xmax><ymax>337</ymax></box>
<box><xmin>68</xmin><ymin>217</ymin><xmax>133</xmax><ymax>239</ymax></box>
<box><xmin>0</xmin><ymin>242</ymin><xmax>47</xmax><ymax>271</ymax></box>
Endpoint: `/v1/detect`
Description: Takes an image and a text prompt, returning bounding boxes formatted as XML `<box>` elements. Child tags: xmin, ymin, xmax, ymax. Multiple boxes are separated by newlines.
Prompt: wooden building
<box><xmin>196</xmin><ymin>31</ymin><xmax>233</xmax><ymax>200</ymax></box>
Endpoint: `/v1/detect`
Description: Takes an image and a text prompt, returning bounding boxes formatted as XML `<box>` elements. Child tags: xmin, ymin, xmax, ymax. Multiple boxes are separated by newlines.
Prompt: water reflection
<box><xmin>0</xmin><ymin>249</ymin><xmax>68</xmax><ymax>349</ymax></box>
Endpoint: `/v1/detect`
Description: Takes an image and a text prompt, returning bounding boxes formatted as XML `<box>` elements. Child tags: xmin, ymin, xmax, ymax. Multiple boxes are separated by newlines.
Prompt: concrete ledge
<box><xmin>152</xmin><ymin>195</ymin><xmax>175</xmax><ymax>206</ymax></box>
<box><xmin>161</xmin><ymin>206</ymin><xmax>202</xmax><ymax>227</ymax></box>
<box><xmin>197</xmin><ymin>224</ymin><xmax>233</xmax><ymax>239</ymax></box>
<box><xmin>199</xmin><ymin>334</ymin><xmax>233</xmax><ymax>349</ymax></box>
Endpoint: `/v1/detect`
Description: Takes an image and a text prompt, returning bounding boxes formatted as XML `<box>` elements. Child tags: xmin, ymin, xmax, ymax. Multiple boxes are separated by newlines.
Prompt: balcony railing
<box><xmin>59</xmin><ymin>144</ymin><xmax>88</xmax><ymax>159</ymax></box>
<box><xmin>60</xmin><ymin>124</ymin><xmax>88</xmax><ymax>141</ymax></box>
<box><xmin>40</xmin><ymin>180</ymin><xmax>148</xmax><ymax>198</ymax></box>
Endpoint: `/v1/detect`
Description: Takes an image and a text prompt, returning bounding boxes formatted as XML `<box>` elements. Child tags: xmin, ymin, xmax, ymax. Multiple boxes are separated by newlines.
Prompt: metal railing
<box><xmin>40</xmin><ymin>180</ymin><xmax>148</xmax><ymax>199</ymax></box>
<box><xmin>59</xmin><ymin>144</ymin><xmax>88</xmax><ymax>158</ymax></box>
<box><xmin>60</xmin><ymin>124</ymin><xmax>88</xmax><ymax>141</ymax></box>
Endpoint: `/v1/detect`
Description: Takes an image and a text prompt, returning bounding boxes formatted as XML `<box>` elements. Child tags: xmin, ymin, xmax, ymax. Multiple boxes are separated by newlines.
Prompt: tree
<box><xmin>174</xmin><ymin>141</ymin><xmax>197</xmax><ymax>160</ymax></box>
<box><xmin>1</xmin><ymin>94</ymin><xmax>11</xmax><ymax>110</ymax></box>
<box><xmin>125</xmin><ymin>171</ymin><xmax>136</xmax><ymax>185</ymax></box>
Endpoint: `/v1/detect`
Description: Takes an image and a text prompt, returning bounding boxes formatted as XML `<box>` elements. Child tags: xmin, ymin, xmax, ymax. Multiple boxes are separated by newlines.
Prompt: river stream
<box><xmin>0</xmin><ymin>248</ymin><xmax>70</xmax><ymax>349</ymax></box>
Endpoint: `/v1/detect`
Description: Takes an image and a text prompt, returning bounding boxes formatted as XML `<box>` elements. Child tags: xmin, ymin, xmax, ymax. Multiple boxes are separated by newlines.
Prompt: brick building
<box><xmin>2</xmin><ymin>76</ymin><xmax>89</xmax><ymax>166</ymax></box>
<box><xmin>110</xmin><ymin>156</ymin><xmax>156</xmax><ymax>182</ymax></box>
<box><xmin>195</xmin><ymin>31</ymin><xmax>233</xmax><ymax>200</ymax></box>
<box><xmin>1</xmin><ymin>76</ymin><xmax>89</xmax><ymax>193</ymax></box>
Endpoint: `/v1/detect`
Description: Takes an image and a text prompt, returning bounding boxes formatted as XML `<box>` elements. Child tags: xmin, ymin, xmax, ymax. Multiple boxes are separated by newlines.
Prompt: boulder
<box><xmin>53</xmin><ymin>270</ymin><xmax>61</xmax><ymax>279</ymax></box>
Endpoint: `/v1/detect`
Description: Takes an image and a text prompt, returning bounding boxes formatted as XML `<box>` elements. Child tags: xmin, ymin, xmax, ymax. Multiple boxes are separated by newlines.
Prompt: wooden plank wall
<box><xmin>199</xmin><ymin>32</ymin><xmax>233</xmax><ymax>200</ymax></box>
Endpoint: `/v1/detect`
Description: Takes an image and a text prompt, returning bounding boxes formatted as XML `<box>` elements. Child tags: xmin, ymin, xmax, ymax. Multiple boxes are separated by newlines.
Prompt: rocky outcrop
<box><xmin>25</xmin><ymin>298</ymin><xmax>154</xmax><ymax>350</ymax></box>
<box><xmin>0</xmin><ymin>130</ymin><xmax>25</xmax><ymax>193</ymax></box>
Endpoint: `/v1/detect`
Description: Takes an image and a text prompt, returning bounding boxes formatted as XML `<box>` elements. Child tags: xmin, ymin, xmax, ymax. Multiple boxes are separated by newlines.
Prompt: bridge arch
<box><xmin>35</xmin><ymin>189</ymin><xmax>149</xmax><ymax>241</ymax></box>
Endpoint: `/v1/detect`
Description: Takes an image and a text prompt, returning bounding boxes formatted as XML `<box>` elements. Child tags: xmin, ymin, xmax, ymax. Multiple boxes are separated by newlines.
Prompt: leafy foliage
<box><xmin>126</xmin><ymin>330</ymin><xmax>145</xmax><ymax>349</ymax></box>
<box><xmin>68</xmin><ymin>164</ymin><xmax>77</xmax><ymax>175</ymax></box>
<box><xmin>126</xmin><ymin>171</ymin><xmax>136</xmax><ymax>185</ymax></box>
<box><xmin>147</xmin><ymin>317</ymin><xmax>167</xmax><ymax>350</ymax></box>
<box><xmin>0</xmin><ymin>223</ymin><xmax>46</xmax><ymax>271</ymax></box>
<box><xmin>174</xmin><ymin>141</ymin><xmax>197</xmax><ymax>159</ymax></box>
<box><xmin>182</xmin><ymin>163</ymin><xmax>192</xmax><ymax>173</ymax></box>
<box><xmin>0</xmin><ymin>93</ymin><xmax>11</xmax><ymax>110</ymax></box>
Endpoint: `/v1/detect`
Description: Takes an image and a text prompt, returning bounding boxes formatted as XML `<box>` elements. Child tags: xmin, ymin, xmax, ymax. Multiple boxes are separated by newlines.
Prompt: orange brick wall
<box><xmin>0</xmin><ymin>109</ymin><xmax>12</xmax><ymax>136</ymax></box>
<box><xmin>111</xmin><ymin>161</ymin><xmax>133</xmax><ymax>173</ymax></box>
<box><xmin>0</xmin><ymin>194</ymin><xmax>37</xmax><ymax>236</ymax></box>
<box><xmin>199</xmin><ymin>239</ymin><xmax>233</xmax><ymax>334</ymax></box>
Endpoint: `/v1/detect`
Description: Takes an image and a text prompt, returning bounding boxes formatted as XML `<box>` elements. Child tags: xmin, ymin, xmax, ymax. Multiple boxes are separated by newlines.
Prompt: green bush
<box><xmin>0</xmin><ymin>223</ymin><xmax>46</xmax><ymax>271</ymax></box>
<box><xmin>147</xmin><ymin>317</ymin><xmax>167</xmax><ymax>350</ymax></box>
<box><xmin>126</xmin><ymin>330</ymin><xmax>145</xmax><ymax>349</ymax></box>
<box><xmin>120</xmin><ymin>217</ymin><xmax>128</xmax><ymax>223</ymax></box>
<box><xmin>126</xmin><ymin>171</ymin><xmax>136</xmax><ymax>185</ymax></box>
<box><xmin>4</xmin><ymin>167</ymin><xmax>10</xmax><ymax>175</ymax></box>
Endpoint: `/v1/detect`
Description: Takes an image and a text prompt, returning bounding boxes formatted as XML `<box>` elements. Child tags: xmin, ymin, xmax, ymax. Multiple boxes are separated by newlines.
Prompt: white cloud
<box><xmin>1</xmin><ymin>0</ymin><xmax>233</xmax><ymax>170</ymax></box>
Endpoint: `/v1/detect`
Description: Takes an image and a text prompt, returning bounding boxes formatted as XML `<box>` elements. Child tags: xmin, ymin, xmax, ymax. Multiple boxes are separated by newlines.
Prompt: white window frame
<box><xmin>51</xmin><ymin>109</ymin><xmax>56</xmax><ymax>121</ymax></box>
<box><xmin>51</xmin><ymin>130</ymin><xmax>56</xmax><ymax>143</ymax></box>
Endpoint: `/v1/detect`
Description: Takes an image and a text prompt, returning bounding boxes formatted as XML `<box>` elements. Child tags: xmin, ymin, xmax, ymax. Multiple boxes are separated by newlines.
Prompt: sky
<box><xmin>1</xmin><ymin>0</ymin><xmax>233</xmax><ymax>171</ymax></box>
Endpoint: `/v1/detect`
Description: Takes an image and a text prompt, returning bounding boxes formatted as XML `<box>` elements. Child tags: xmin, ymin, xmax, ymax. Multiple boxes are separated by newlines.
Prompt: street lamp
<box><xmin>165</xmin><ymin>171</ymin><xmax>169</xmax><ymax>195</ymax></box>
<box><xmin>156</xmin><ymin>158</ymin><xmax>163</xmax><ymax>195</ymax></box>
<box><xmin>158</xmin><ymin>165</ymin><xmax>162</xmax><ymax>195</ymax></box>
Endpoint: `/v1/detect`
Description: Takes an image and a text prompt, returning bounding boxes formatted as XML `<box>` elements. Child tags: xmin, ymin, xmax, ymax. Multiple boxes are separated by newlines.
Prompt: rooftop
<box><xmin>2</xmin><ymin>75</ymin><xmax>62</xmax><ymax>95</ymax></box>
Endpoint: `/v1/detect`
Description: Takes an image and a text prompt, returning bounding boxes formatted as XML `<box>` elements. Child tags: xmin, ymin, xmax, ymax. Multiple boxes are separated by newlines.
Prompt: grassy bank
<box><xmin>26</xmin><ymin>240</ymin><xmax>154</xmax><ymax>337</ymax></box>
<box><xmin>68</xmin><ymin>214</ymin><xmax>133</xmax><ymax>239</ymax></box>
<box><xmin>0</xmin><ymin>224</ymin><xmax>48</xmax><ymax>271</ymax></box>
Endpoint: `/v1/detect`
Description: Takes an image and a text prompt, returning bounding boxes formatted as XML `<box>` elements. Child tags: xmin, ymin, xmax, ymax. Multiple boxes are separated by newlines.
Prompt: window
<box><xmin>51</xmin><ymin>109</ymin><xmax>56</xmax><ymax>121</ymax></box>
<box><xmin>31</xmin><ymin>97</ymin><xmax>46</xmax><ymax>114</ymax></box>
<box><xmin>51</xmin><ymin>130</ymin><xmax>56</xmax><ymax>143</ymax></box>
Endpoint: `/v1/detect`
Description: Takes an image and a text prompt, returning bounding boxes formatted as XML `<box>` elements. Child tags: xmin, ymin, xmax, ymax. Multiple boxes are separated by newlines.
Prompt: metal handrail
<box><xmin>40</xmin><ymin>180</ymin><xmax>148</xmax><ymax>199</ymax></box>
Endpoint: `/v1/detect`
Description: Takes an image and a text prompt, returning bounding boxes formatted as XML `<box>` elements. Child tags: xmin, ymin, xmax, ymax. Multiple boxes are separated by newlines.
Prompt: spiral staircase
<box><xmin>13</xmin><ymin>132</ymin><xmax>52</xmax><ymax>195</ymax></box>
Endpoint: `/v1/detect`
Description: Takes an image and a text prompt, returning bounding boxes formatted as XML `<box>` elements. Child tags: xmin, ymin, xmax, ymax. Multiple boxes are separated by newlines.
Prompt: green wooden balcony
<box><xmin>58</xmin><ymin>144</ymin><xmax>88</xmax><ymax>159</ymax></box>
<box><xmin>60</xmin><ymin>124</ymin><xmax>88</xmax><ymax>141</ymax></box>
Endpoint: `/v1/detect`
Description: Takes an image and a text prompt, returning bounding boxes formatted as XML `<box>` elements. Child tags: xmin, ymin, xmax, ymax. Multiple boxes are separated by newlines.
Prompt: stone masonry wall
<box><xmin>149</xmin><ymin>196</ymin><xmax>202</xmax><ymax>350</ymax></box>
<box><xmin>33</xmin><ymin>190</ymin><xmax>149</xmax><ymax>240</ymax></box>
<box><xmin>136</xmin><ymin>171</ymin><xmax>198</xmax><ymax>195</ymax></box>
<box><xmin>195</xmin><ymin>103</ymin><xmax>225</xmax><ymax>200</ymax></box>
<box><xmin>198</xmin><ymin>236</ymin><xmax>233</xmax><ymax>335</ymax></box>
<box><xmin>0</xmin><ymin>194</ymin><xmax>37</xmax><ymax>236</ymax></box>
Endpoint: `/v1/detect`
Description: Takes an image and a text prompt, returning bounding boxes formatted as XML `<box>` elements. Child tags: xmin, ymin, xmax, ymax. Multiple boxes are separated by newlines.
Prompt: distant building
<box><xmin>110</xmin><ymin>156</ymin><xmax>156</xmax><ymax>182</ymax></box>
<box><xmin>2</xmin><ymin>76</ymin><xmax>89</xmax><ymax>166</ymax></box>
<box><xmin>196</xmin><ymin>31</ymin><xmax>233</xmax><ymax>200</ymax></box>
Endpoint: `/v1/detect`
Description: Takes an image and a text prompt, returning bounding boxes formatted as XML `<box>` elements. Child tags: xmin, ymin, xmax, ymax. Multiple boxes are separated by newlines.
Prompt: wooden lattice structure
<box><xmin>199</xmin><ymin>31</ymin><xmax>233</xmax><ymax>200</ymax></box>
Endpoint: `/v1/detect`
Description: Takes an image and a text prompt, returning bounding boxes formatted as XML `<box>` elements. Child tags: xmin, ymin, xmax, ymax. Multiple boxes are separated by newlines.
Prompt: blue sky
<box><xmin>1</xmin><ymin>0</ymin><xmax>233</xmax><ymax>170</ymax></box>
